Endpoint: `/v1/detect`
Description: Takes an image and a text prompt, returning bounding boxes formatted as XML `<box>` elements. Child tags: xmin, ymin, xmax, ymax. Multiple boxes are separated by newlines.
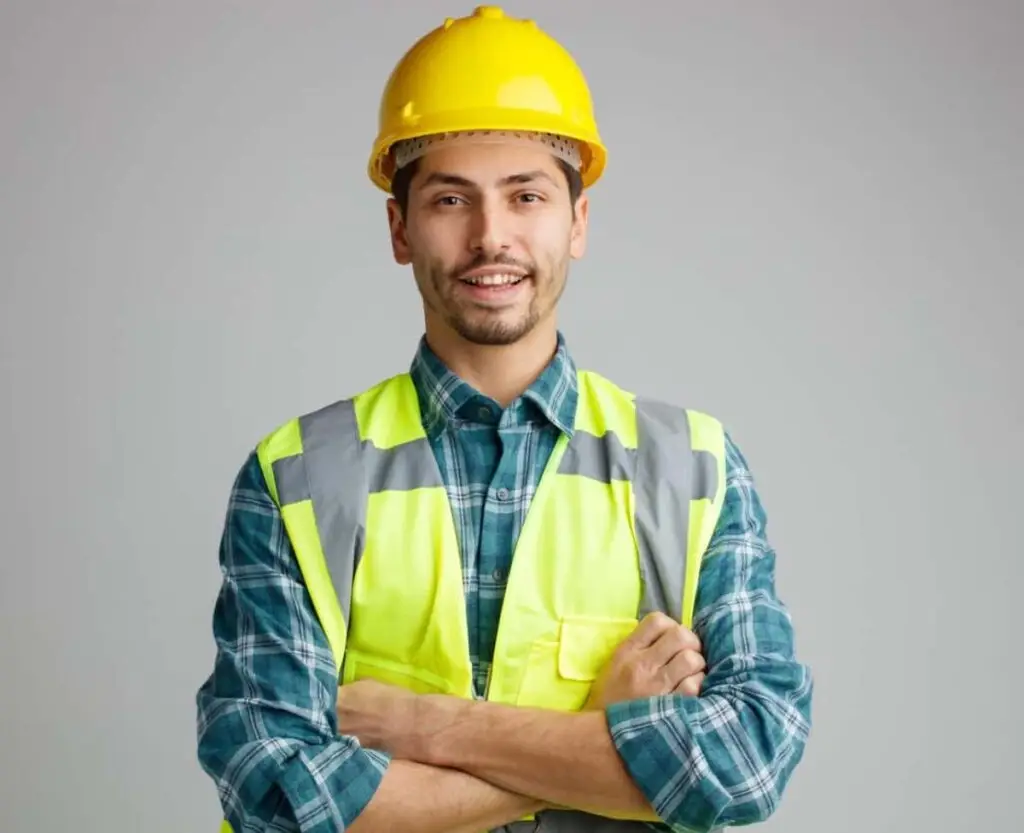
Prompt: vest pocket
<box><xmin>516</xmin><ymin>616</ymin><xmax>638</xmax><ymax>712</ymax></box>
<box><xmin>342</xmin><ymin>650</ymin><xmax>453</xmax><ymax>695</ymax></box>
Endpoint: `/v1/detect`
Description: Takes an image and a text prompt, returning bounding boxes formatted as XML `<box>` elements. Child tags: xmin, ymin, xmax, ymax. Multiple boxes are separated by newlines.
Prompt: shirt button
<box><xmin>478</xmin><ymin>405</ymin><xmax>492</xmax><ymax>420</ymax></box>
<box><xmin>496</xmin><ymin>487</ymin><xmax>509</xmax><ymax>501</ymax></box>
<box><xmin>492</xmin><ymin>568</ymin><xmax>505</xmax><ymax>581</ymax></box>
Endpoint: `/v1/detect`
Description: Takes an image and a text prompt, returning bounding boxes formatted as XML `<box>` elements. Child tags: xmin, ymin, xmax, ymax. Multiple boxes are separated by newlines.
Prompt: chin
<box><xmin>456</xmin><ymin>320</ymin><xmax>535</xmax><ymax>347</ymax></box>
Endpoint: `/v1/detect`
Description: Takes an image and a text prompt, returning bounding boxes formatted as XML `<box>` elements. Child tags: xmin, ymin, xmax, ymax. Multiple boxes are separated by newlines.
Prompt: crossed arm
<box><xmin>343</xmin><ymin>759</ymin><xmax>543</xmax><ymax>833</ymax></box>
<box><xmin>343</xmin><ymin>704</ymin><xmax>658</xmax><ymax>833</ymax></box>
<box><xmin>196</xmin><ymin>437</ymin><xmax>813</xmax><ymax>833</ymax></box>
<box><xmin>338</xmin><ymin>612</ymin><xmax>699</xmax><ymax>830</ymax></box>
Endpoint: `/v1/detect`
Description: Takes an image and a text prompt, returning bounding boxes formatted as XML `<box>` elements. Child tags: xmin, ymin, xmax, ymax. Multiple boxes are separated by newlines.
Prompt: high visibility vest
<box><xmin>218</xmin><ymin>368</ymin><xmax>726</xmax><ymax>833</ymax></box>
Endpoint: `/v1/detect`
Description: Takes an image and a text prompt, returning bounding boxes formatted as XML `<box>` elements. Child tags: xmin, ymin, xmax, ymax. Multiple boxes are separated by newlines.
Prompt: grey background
<box><xmin>2</xmin><ymin>1</ymin><xmax>1020</xmax><ymax>831</ymax></box>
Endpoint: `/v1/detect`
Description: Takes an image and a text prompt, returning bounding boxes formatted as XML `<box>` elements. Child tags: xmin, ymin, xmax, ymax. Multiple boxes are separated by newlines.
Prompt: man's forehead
<box><xmin>393</xmin><ymin>130</ymin><xmax>582</xmax><ymax>188</ymax></box>
<box><xmin>414</xmin><ymin>141</ymin><xmax>564</xmax><ymax>184</ymax></box>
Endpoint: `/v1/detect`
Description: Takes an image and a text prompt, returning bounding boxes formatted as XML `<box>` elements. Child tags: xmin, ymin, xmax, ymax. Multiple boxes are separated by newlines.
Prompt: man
<box><xmin>196</xmin><ymin>6</ymin><xmax>813</xmax><ymax>833</ymax></box>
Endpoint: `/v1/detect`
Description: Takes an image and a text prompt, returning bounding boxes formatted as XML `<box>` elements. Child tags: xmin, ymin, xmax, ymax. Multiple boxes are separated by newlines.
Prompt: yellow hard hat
<box><xmin>367</xmin><ymin>6</ymin><xmax>606</xmax><ymax>193</ymax></box>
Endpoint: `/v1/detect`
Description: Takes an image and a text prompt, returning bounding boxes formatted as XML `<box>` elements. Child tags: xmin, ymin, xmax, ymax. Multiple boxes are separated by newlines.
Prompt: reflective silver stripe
<box><xmin>633</xmin><ymin>398</ymin><xmax>696</xmax><ymax>621</ymax></box>
<box><xmin>274</xmin><ymin>434</ymin><xmax>470</xmax><ymax>498</ymax></box>
<box><xmin>557</xmin><ymin>430</ymin><xmax>633</xmax><ymax>482</ymax></box>
<box><xmin>364</xmin><ymin>438</ymin><xmax>443</xmax><ymax>493</ymax></box>
<box><xmin>273</xmin><ymin>453</ymin><xmax>310</xmax><ymax>504</ymax></box>
<box><xmin>557</xmin><ymin>423</ymin><xmax>717</xmax><ymax>501</ymax></box>
<box><xmin>273</xmin><ymin>400</ymin><xmax>367</xmax><ymax>627</ymax></box>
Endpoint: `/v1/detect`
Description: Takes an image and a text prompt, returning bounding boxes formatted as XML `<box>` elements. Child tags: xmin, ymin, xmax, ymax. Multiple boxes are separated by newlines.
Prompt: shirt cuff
<box><xmin>606</xmin><ymin>697</ymin><xmax>728</xmax><ymax>831</ymax></box>
<box><xmin>278</xmin><ymin>742</ymin><xmax>391</xmax><ymax>831</ymax></box>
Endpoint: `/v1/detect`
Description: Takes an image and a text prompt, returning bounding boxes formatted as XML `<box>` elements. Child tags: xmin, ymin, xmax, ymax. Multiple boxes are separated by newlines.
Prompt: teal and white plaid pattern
<box><xmin>195</xmin><ymin>333</ymin><xmax>813</xmax><ymax>832</ymax></box>
<box><xmin>410</xmin><ymin>333</ymin><xmax>577</xmax><ymax>696</ymax></box>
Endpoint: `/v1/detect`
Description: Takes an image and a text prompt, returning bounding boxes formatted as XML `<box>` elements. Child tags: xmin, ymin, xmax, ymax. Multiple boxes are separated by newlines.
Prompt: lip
<box><xmin>459</xmin><ymin>265</ymin><xmax>529</xmax><ymax>281</ymax></box>
<box><xmin>455</xmin><ymin>274</ymin><xmax>531</xmax><ymax>305</ymax></box>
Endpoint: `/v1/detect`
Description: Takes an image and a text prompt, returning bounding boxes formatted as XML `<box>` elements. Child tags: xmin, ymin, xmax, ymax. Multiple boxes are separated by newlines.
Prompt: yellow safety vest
<box><xmin>219</xmin><ymin>368</ymin><xmax>726</xmax><ymax>833</ymax></box>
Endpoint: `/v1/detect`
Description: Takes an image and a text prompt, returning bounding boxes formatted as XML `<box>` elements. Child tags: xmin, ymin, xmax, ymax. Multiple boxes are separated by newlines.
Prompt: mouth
<box><xmin>455</xmin><ymin>271</ymin><xmax>531</xmax><ymax>304</ymax></box>
<box><xmin>458</xmin><ymin>272</ymin><xmax>529</xmax><ymax>288</ymax></box>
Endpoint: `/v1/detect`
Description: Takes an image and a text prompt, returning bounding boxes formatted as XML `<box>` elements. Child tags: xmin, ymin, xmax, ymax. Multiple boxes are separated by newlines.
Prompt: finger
<box><xmin>622</xmin><ymin>611</ymin><xmax>678</xmax><ymax>650</ymax></box>
<box><xmin>664</xmin><ymin>647</ymin><xmax>707</xmax><ymax>687</ymax></box>
<box><xmin>670</xmin><ymin>625</ymin><xmax>702</xmax><ymax>654</ymax></box>
<box><xmin>644</xmin><ymin>622</ymin><xmax>703</xmax><ymax>667</ymax></box>
<box><xmin>683</xmin><ymin>626</ymin><xmax>702</xmax><ymax>652</ymax></box>
<box><xmin>645</xmin><ymin>627</ymin><xmax>687</xmax><ymax>667</ymax></box>
<box><xmin>672</xmin><ymin>671</ymin><xmax>706</xmax><ymax>697</ymax></box>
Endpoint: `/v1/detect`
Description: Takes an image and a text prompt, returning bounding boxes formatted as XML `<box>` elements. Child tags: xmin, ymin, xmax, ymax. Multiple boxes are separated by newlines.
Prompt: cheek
<box><xmin>530</xmin><ymin>233</ymin><xmax>573</xmax><ymax>277</ymax></box>
<box><xmin>413</xmin><ymin>222</ymin><xmax>471</xmax><ymax>263</ymax></box>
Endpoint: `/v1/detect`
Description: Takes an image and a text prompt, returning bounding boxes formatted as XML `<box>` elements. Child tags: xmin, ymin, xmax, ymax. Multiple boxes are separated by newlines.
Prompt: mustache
<box><xmin>447</xmin><ymin>252</ymin><xmax>534</xmax><ymax>279</ymax></box>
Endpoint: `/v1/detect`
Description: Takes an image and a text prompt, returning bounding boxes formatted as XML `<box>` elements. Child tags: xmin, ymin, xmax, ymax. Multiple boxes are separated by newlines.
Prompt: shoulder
<box><xmin>240</xmin><ymin>372</ymin><xmax>413</xmax><ymax>499</ymax></box>
<box><xmin>577</xmin><ymin>369</ymin><xmax>723</xmax><ymax>430</ymax></box>
<box><xmin>256</xmin><ymin>372</ymin><xmax>413</xmax><ymax>449</ymax></box>
<box><xmin>711</xmin><ymin>427</ymin><xmax>772</xmax><ymax>544</ymax></box>
<box><xmin>583</xmin><ymin>369</ymin><xmax>730</xmax><ymax>449</ymax></box>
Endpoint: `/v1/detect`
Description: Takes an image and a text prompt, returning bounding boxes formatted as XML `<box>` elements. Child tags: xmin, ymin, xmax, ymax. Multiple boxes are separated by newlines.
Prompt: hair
<box><xmin>390</xmin><ymin>155</ymin><xmax>584</xmax><ymax>219</ymax></box>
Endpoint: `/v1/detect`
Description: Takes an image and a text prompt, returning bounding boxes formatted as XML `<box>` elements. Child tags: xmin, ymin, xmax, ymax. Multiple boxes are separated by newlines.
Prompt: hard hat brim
<box><xmin>368</xmin><ymin>106</ymin><xmax>607</xmax><ymax>193</ymax></box>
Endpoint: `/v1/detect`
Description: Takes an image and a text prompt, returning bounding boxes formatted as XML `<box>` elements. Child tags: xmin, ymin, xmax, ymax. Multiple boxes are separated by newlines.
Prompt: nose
<box><xmin>468</xmin><ymin>201</ymin><xmax>511</xmax><ymax>257</ymax></box>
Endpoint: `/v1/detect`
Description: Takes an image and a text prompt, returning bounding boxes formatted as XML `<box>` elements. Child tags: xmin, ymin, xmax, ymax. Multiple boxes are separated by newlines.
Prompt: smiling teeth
<box><xmin>463</xmin><ymin>273</ymin><xmax>524</xmax><ymax>286</ymax></box>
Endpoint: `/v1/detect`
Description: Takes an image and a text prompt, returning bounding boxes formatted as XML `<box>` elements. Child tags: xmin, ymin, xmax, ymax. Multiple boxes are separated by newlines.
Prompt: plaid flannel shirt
<box><xmin>195</xmin><ymin>333</ymin><xmax>813</xmax><ymax>832</ymax></box>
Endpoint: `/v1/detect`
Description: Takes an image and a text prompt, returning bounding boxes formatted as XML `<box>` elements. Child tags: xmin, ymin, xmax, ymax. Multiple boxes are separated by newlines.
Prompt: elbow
<box><xmin>195</xmin><ymin>691</ymin><xmax>390</xmax><ymax>833</ymax></box>
<box><xmin>719</xmin><ymin>734</ymin><xmax>809</xmax><ymax>828</ymax></box>
<box><xmin>661</xmin><ymin>731</ymin><xmax>810</xmax><ymax>833</ymax></box>
<box><xmin>606</xmin><ymin>657</ymin><xmax>814</xmax><ymax>833</ymax></box>
<box><xmin>665</xmin><ymin>681</ymin><xmax>814</xmax><ymax>831</ymax></box>
<box><xmin>194</xmin><ymin>690</ymin><xmax>311</xmax><ymax>829</ymax></box>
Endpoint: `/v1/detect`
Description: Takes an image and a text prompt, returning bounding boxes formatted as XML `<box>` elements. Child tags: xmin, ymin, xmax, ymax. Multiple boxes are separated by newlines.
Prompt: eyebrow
<box><xmin>418</xmin><ymin>169</ymin><xmax>558</xmax><ymax>190</ymax></box>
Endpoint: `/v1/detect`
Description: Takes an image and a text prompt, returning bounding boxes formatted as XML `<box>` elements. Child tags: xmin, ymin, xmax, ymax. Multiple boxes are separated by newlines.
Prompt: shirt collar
<box><xmin>410</xmin><ymin>332</ymin><xmax>578</xmax><ymax>439</ymax></box>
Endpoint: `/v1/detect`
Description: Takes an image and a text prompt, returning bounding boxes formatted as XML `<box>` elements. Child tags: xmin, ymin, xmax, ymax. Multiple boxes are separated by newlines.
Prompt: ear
<box><xmin>569</xmin><ymin>192</ymin><xmax>589</xmax><ymax>260</ymax></box>
<box><xmin>387</xmin><ymin>198</ymin><xmax>412</xmax><ymax>265</ymax></box>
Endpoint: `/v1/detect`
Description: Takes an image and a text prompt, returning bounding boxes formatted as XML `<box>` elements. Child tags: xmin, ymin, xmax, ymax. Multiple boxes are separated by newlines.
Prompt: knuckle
<box><xmin>682</xmin><ymin>673</ymin><xmax>704</xmax><ymax>696</ymax></box>
<box><xmin>685</xmin><ymin>652</ymin><xmax>706</xmax><ymax>675</ymax></box>
<box><xmin>678</xmin><ymin>626</ymin><xmax>700</xmax><ymax>649</ymax></box>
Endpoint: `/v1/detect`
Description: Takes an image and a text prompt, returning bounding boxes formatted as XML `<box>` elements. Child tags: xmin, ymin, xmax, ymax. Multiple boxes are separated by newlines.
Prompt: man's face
<box><xmin>387</xmin><ymin>141</ymin><xmax>589</xmax><ymax>346</ymax></box>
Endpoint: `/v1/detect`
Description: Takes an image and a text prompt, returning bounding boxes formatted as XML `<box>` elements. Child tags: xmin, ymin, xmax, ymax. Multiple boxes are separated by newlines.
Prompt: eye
<box><xmin>433</xmin><ymin>195</ymin><xmax>466</xmax><ymax>207</ymax></box>
<box><xmin>516</xmin><ymin>192</ymin><xmax>544</xmax><ymax>204</ymax></box>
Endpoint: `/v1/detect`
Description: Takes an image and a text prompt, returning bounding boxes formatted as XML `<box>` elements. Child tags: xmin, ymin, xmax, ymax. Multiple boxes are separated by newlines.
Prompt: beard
<box><xmin>449</xmin><ymin>307</ymin><xmax>538</xmax><ymax>346</ymax></box>
<box><xmin>418</xmin><ymin>251</ymin><xmax>565</xmax><ymax>346</ymax></box>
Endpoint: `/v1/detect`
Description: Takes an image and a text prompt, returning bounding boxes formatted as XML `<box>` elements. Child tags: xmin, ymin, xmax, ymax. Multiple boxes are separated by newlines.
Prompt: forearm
<box><xmin>421</xmin><ymin>699</ymin><xmax>660</xmax><ymax>822</ymax></box>
<box><xmin>600</xmin><ymin>432</ymin><xmax>815</xmax><ymax>831</ymax></box>
<box><xmin>349</xmin><ymin>758</ymin><xmax>543</xmax><ymax>833</ymax></box>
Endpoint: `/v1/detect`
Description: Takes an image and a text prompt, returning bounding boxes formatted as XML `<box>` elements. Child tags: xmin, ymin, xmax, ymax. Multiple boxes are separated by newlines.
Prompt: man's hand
<box><xmin>584</xmin><ymin>612</ymin><xmax>706</xmax><ymax>710</ymax></box>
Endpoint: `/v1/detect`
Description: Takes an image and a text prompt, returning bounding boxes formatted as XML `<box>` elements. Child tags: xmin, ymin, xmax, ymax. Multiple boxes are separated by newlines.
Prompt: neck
<box><xmin>424</xmin><ymin>324</ymin><xmax>559</xmax><ymax>407</ymax></box>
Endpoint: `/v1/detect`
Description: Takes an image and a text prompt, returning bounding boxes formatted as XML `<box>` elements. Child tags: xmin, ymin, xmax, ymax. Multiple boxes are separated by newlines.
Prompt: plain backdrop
<box><xmin>2</xmin><ymin>1</ymin><xmax>1021</xmax><ymax>831</ymax></box>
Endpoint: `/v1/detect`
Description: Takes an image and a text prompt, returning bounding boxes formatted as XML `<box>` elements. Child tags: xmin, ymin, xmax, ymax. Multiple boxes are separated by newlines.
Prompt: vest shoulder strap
<box><xmin>251</xmin><ymin>372</ymin><xmax>428</xmax><ymax>667</ymax></box>
<box><xmin>254</xmin><ymin>394</ymin><xmax>369</xmax><ymax>668</ymax></box>
<box><xmin>575</xmin><ymin>370</ymin><xmax>727</xmax><ymax>627</ymax></box>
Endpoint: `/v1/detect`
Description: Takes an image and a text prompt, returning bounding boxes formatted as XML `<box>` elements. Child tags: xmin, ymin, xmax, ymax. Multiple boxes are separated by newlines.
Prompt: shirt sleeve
<box><xmin>195</xmin><ymin>452</ymin><xmax>390</xmax><ymax>832</ymax></box>
<box><xmin>605</xmin><ymin>431</ymin><xmax>814</xmax><ymax>832</ymax></box>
